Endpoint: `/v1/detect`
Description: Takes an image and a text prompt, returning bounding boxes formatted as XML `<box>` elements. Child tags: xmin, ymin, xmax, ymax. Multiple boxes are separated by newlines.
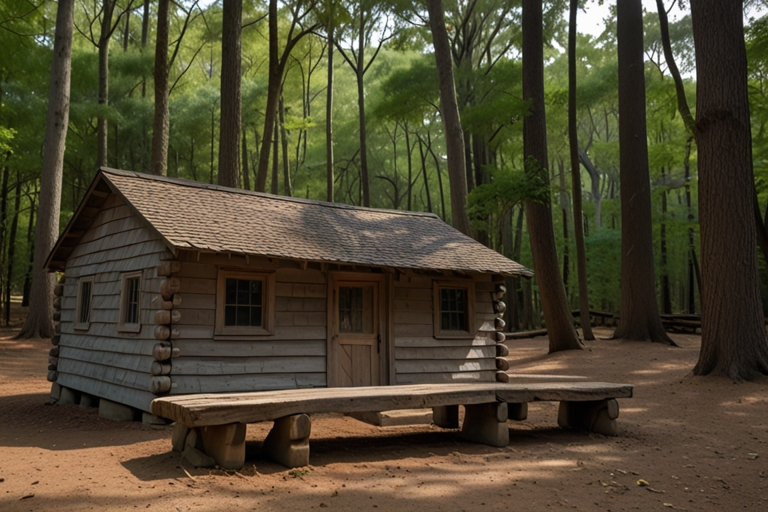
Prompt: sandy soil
<box><xmin>1</xmin><ymin>322</ymin><xmax>767</xmax><ymax>511</ymax></box>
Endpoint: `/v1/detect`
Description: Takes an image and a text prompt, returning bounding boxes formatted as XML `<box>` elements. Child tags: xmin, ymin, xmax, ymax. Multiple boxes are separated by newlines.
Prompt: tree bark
<box><xmin>242</xmin><ymin>128</ymin><xmax>250</xmax><ymax>190</ymax></box>
<box><xmin>569</xmin><ymin>0</ymin><xmax>594</xmax><ymax>341</ymax></box>
<box><xmin>326</xmin><ymin>18</ymin><xmax>334</xmax><ymax>202</ymax></box>
<box><xmin>4</xmin><ymin>171</ymin><xmax>21</xmax><ymax>326</ymax></box>
<box><xmin>150</xmin><ymin>0</ymin><xmax>170</xmax><ymax>176</ymax></box>
<box><xmin>691</xmin><ymin>0</ymin><xmax>768</xmax><ymax>380</ymax></box>
<box><xmin>256</xmin><ymin>0</ymin><xmax>282</xmax><ymax>192</ymax></box>
<box><xmin>614</xmin><ymin>0</ymin><xmax>673</xmax><ymax>344</ymax></box>
<box><xmin>16</xmin><ymin>0</ymin><xmax>74</xmax><ymax>339</ymax></box>
<box><xmin>217</xmin><ymin>0</ymin><xmax>242</xmax><ymax>188</ymax></box>
<box><xmin>522</xmin><ymin>0</ymin><xmax>582</xmax><ymax>353</ymax></box>
<box><xmin>426</xmin><ymin>0</ymin><xmax>472</xmax><ymax>236</ymax></box>
<box><xmin>656</xmin><ymin>0</ymin><xmax>695</xmax><ymax>136</ymax></box>
<box><xmin>97</xmin><ymin>0</ymin><xmax>116</xmax><ymax>168</ymax></box>
<box><xmin>279</xmin><ymin>94</ymin><xmax>292</xmax><ymax>196</ymax></box>
<box><xmin>355</xmin><ymin>10</ymin><xmax>370</xmax><ymax>206</ymax></box>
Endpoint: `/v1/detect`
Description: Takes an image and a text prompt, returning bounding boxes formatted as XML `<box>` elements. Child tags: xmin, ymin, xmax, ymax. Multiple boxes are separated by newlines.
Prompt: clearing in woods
<box><xmin>0</xmin><ymin>320</ymin><xmax>766</xmax><ymax>511</ymax></box>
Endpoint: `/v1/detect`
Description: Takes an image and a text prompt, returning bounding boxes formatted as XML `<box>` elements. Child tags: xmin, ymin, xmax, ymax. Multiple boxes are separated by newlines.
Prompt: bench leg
<box><xmin>198</xmin><ymin>423</ymin><xmax>247</xmax><ymax>470</ymax></box>
<box><xmin>557</xmin><ymin>398</ymin><xmax>619</xmax><ymax>436</ymax></box>
<box><xmin>460</xmin><ymin>402</ymin><xmax>509</xmax><ymax>447</ymax></box>
<box><xmin>432</xmin><ymin>405</ymin><xmax>459</xmax><ymax>428</ymax></box>
<box><xmin>507</xmin><ymin>402</ymin><xmax>528</xmax><ymax>421</ymax></box>
<box><xmin>261</xmin><ymin>414</ymin><xmax>311</xmax><ymax>468</ymax></box>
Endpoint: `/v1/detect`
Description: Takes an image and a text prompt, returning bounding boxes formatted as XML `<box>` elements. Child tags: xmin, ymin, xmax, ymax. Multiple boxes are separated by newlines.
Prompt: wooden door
<box><xmin>329</xmin><ymin>275</ymin><xmax>383</xmax><ymax>387</ymax></box>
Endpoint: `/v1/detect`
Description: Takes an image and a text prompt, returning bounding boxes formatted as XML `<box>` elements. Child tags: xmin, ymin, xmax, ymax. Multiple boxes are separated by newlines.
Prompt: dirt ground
<box><xmin>1</xmin><ymin>319</ymin><xmax>767</xmax><ymax>511</ymax></box>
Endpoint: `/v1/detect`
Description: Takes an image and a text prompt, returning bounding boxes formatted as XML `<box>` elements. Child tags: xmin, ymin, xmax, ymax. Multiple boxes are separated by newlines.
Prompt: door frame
<box><xmin>327</xmin><ymin>271</ymin><xmax>390</xmax><ymax>387</ymax></box>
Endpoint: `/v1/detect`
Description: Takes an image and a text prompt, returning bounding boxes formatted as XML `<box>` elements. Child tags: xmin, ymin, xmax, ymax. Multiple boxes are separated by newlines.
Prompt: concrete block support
<box><xmin>432</xmin><ymin>405</ymin><xmax>460</xmax><ymax>429</ymax></box>
<box><xmin>557</xmin><ymin>398</ymin><xmax>619</xmax><ymax>436</ymax></box>
<box><xmin>98</xmin><ymin>398</ymin><xmax>135</xmax><ymax>422</ymax></box>
<box><xmin>79</xmin><ymin>393</ymin><xmax>99</xmax><ymax>409</ymax></box>
<box><xmin>460</xmin><ymin>401</ymin><xmax>509</xmax><ymax>447</ymax></box>
<box><xmin>58</xmin><ymin>386</ymin><xmax>79</xmax><ymax>405</ymax></box>
<box><xmin>199</xmin><ymin>423</ymin><xmax>247</xmax><ymax>470</ymax></box>
<box><xmin>261</xmin><ymin>414</ymin><xmax>311</xmax><ymax>468</ymax></box>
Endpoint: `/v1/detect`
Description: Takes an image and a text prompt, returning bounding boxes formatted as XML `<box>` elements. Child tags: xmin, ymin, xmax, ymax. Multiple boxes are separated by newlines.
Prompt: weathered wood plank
<box><xmin>394</xmin><ymin>336</ymin><xmax>495</xmax><ymax>348</ymax></box>
<box><xmin>69</xmin><ymin>227</ymin><xmax>160</xmax><ymax>260</ymax></box>
<box><xmin>66</xmin><ymin>252</ymin><xmax>165</xmax><ymax>277</ymax></box>
<box><xmin>394</xmin><ymin>299</ymin><xmax>432</xmax><ymax>312</ymax></box>
<box><xmin>59</xmin><ymin>334</ymin><xmax>157</xmax><ymax>356</ymax></box>
<box><xmin>393</xmin><ymin>323</ymin><xmax>434</xmax><ymax>338</ymax></box>
<box><xmin>58</xmin><ymin>358</ymin><xmax>151</xmax><ymax>391</ymax></box>
<box><xmin>395</xmin><ymin>359</ymin><xmax>497</xmax><ymax>374</ymax></box>
<box><xmin>179</xmin><ymin>278</ymin><xmax>216</xmax><ymax>295</ymax></box>
<box><xmin>152</xmin><ymin>383</ymin><xmax>500</xmax><ymax>426</ymax></box>
<box><xmin>275</xmin><ymin>297</ymin><xmax>326</xmax><ymax>313</ymax></box>
<box><xmin>169</xmin><ymin>373</ymin><xmax>326</xmax><ymax>395</ymax></box>
<box><xmin>57</xmin><ymin>373</ymin><xmax>154</xmax><ymax>412</ymax></box>
<box><xmin>393</xmin><ymin>287</ymin><xmax>432</xmax><ymax>301</ymax></box>
<box><xmin>172</xmin><ymin>339</ymin><xmax>326</xmax><ymax>358</ymax></box>
<box><xmin>276</xmin><ymin>268</ymin><xmax>326</xmax><ymax>284</ymax></box>
<box><xmin>275</xmin><ymin>311</ymin><xmax>326</xmax><ymax>327</ymax></box>
<box><xmin>174</xmin><ymin>308</ymin><xmax>215</xmax><ymax>326</ymax></box>
<box><xmin>395</xmin><ymin>372</ymin><xmax>494</xmax><ymax>384</ymax></box>
<box><xmin>170</xmin><ymin>356</ymin><xmax>326</xmax><ymax>376</ymax></box>
<box><xmin>394</xmin><ymin>310</ymin><xmax>433</xmax><ymax>326</ymax></box>
<box><xmin>61</xmin><ymin>346</ymin><xmax>154</xmax><ymax>374</ymax></box>
<box><xmin>172</xmin><ymin>293</ymin><xmax>216</xmax><ymax>311</ymax></box>
<box><xmin>395</xmin><ymin>346</ymin><xmax>495</xmax><ymax>360</ymax></box>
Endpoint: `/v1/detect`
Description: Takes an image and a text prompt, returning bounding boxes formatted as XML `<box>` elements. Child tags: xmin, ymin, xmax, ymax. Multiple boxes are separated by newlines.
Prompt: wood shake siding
<box><xmin>58</xmin><ymin>194</ymin><xmax>169</xmax><ymax>412</ymax></box>
<box><xmin>393</xmin><ymin>274</ymin><xmax>498</xmax><ymax>384</ymax></box>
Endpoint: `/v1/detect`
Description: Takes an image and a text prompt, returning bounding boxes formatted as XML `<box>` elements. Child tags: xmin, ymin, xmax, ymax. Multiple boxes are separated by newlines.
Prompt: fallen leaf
<box><xmin>748</xmin><ymin>453</ymin><xmax>759</xmax><ymax>460</ymax></box>
<box><xmin>663</xmin><ymin>503</ymin><xmax>673</xmax><ymax>508</ymax></box>
<box><xmin>20</xmin><ymin>494</ymin><xmax>34</xmax><ymax>500</ymax></box>
<box><xmin>637</xmin><ymin>479</ymin><xmax>650</xmax><ymax>487</ymax></box>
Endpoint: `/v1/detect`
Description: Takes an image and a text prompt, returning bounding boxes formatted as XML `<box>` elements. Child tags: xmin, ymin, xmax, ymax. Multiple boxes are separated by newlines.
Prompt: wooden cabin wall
<box><xmin>169</xmin><ymin>252</ymin><xmax>327</xmax><ymax>394</ymax></box>
<box><xmin>58</xmin><ymin>194</ymin><xmax>172</xmax><ymax>412</ymax></box>
<box><xmin>393</xmin><ymin>274</ymin><xmax>498</xmax><ymax>384</ymax></box>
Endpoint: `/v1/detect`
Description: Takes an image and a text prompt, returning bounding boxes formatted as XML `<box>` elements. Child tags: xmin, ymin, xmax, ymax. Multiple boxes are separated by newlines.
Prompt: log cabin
<box><xmin>45</xmin><ymin>168</ymin><xmax>532</xmax><ymax>416</ymax></box>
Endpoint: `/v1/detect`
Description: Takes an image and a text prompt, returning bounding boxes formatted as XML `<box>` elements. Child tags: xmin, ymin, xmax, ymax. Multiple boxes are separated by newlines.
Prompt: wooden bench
<box><xmin>151</xmin><ymin>382</ymin><xmax>633</xmax><ymax>470</ymax></box>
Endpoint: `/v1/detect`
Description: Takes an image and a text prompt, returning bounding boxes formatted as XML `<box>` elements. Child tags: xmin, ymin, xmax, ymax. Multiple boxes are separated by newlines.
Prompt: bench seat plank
<box><xmin>151</xmin><ymin>382</ymin><xmax>632</xmax><ymax>427</ymax></box>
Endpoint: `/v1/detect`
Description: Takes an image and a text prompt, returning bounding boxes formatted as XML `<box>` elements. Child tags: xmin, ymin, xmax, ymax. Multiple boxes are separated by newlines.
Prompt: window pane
<box><xmin>225</xmin><ymin>305</ymin><xmax>237</xmax><ymax>325</ymax></box>
<box><xmin>339</xmin><ymin>286</ymin><xmax>373</xmax><ymax>333</ymax></box>
<box><xmin>124</xmin><ymin>277</ymin><xmax>140</xmax><ymax>324</ymax></box>
<box><xmin>440</xmin><ymin>288</ymin><xmax>467</xmax><ymax>331</ymax></box>
<box><xmin>236</xmin><ymin>306</ymin><xmax>250</xmax><ymax>326</ymax></box>
<box><xmin>250</xmin><ymin>306</ymin><xmax>262</xmax><ymax>327</ymax></box>
<box><xmin>226</xmin><ymin>278</ymin><xmax>237</xmax><ymax>304</ymax></box>
<box><xmin>79</xmin><ymin>281</ymin><xmax>91</xmax><ymax>324</ymax></box>
<box><xmin>223</xmin><ymin>277</ymin><xmax>265</xmax><ymax>328</ymax></box>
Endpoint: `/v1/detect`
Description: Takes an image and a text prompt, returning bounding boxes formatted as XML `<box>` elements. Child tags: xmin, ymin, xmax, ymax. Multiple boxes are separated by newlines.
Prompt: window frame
<box><xmin>214</xmin><ymin>269</ymin><xmax>275</xmax><ymax>337</ymax></box>
<box><xmin>432</xmin><ymin>280</ymin><xmax>476</xmax><ymax>339</ymax></box>
<box><xmin>74</xmin><ymin>276</ymin><xmax>95</xmax><ymax>331</ymax></box>
<box><xmin>118</xmin><ymin>271</ymin><xmax>143</xmax><ymax>333</ymax></box>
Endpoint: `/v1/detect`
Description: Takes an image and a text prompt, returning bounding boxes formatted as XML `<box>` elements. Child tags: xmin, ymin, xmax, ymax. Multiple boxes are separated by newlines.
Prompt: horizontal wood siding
<box><xmin>393</xmin><ymin>274</ymin><xmax>497</xmax><ymax>384</ymax></box>
<box><xmin>169</xmin><ymin>257</ymin><xmax>328</xmax><ymax>394</ymax></box>
<box><xmin>58</xmin><ymin>193</ymin><xmax>170</xmax><ymax>412</ymax></box>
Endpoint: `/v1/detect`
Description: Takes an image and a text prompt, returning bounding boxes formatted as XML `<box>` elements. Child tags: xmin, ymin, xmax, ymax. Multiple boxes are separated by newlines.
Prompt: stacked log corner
<box><xmin>492</xmin><ymin>282</ymin><xmax>509</xmax><ymax>383</ymax></box>
<box><xmin>151</xmin><ymin>261</ymin><xmax>182</xmax><ymax>395</ymax></box>
<box><xmin>48</xmin><ymin>278</ymin><xmax>65</xmax><ymax>383</ymax></box>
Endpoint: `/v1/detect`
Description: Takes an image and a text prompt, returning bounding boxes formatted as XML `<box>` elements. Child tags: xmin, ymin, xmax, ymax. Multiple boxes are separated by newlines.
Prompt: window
<box><xmin>338</xmin><ymin>285</ymin><xmax>374</xmax><ymax>333</ymax></box>
<box><xmin>74</xmin><ymin>276</ymin><xmax>94</xmax><ymax>330</ymax></box>
<box><xmin>433</xmin><ymin>281</ymin><xmax>476</xmax><ymax>338</ymax></box>
<box><xmin>215</xmin><ymin>270</ymin><xmax>275</xmax><ymax>336</ymax></box>
<box><xmin>118</xmin><ymin>272</ymin><xmax>142</xmax><ymax>333</ymax></box>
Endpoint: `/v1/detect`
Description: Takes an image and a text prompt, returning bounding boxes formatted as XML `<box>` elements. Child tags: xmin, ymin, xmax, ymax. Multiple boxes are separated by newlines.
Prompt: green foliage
<box><xmin>467</xmin><ymin>162</ymin><xmax>548</xmax><ymax>234</ymax></box>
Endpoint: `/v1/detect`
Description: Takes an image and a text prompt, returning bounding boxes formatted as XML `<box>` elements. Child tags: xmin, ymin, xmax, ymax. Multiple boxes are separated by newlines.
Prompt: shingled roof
<box><xmin>47</xmin><ymin>168</ymin><xmax>533</xmax><ymax>277</ymax></box>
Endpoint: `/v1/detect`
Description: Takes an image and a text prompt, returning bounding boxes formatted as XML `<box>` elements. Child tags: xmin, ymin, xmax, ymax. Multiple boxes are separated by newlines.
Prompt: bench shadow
<box><xmin>120</xmin><ymin>425</ymin><xmax>603</xmax><ymax>482</ymax></box>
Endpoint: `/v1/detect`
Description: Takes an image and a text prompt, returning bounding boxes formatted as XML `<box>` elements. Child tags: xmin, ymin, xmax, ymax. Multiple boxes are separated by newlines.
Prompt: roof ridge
<box><xmin>100</xmin><ymin>167</ymin><xmax>441</xmax><ymax>219</ymax></box>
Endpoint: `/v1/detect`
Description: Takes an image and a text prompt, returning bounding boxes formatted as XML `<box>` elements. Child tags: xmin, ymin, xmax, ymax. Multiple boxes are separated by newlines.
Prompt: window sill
<box><xmin>74</xmin><ymin>323</ymin><xmax>90</xmax><ymax>331</ymax></box>
<box><xmin>118</xmin><ymin>323</ymin><xmax>141</xmax><ymax>333</ymax></box>
<box><xmin>214</xmin><ymin>329</ymin><xmax>274</xmax><ymax>340</ymax></box>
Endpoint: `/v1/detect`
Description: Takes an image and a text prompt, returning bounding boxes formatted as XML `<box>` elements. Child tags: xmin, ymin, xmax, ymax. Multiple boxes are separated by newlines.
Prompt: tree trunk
<box><xmin>271</xmin><ymin>120</ymin><xmax>279</xmax><ymax>194</ymax></box>
<box><xmin>326</xmin><ymin>19</ymin><xmax>334</xmax><ymax>202</ymax></box>
<box><xmin>426</xmin><ymin>0</ymin><xmax>472</xmax><ymax>236</ymax></box>
<box><xmin>150</xmin><ymin>0</ymin><xmax>170</xmax><ymax>176</ymax></box>
<box><xmin>558</xmin><ymin>158</ymin><xmax>569</xmax><ymax>291</ymax></box>
<box><xmin>614</xmin><ymin>0</ymin><xmax>673</xmax><ymax>344</ymax></box>
<box><xmin>522</xmin><ymin>0</ymin><xmax>582</xmax><ymax>353</ymax></box>
<box><xmin>242</xmin><ymin>129</ymin><xmax>250</xmax><ymax>190</ymax></box>
<box><xmin>4</xmin><ymin>171</ymin><xmax>21</xmax><ymax>326</ymax></box>
<box><xmin>217</xmin><ymin>0</ymin><xmax>242</xmax><ymax>188</ymax></box>
<box><xmin>255</xmin><ymin>0</ymin><xmax>281</xmax><ymax>192</ymax></box>
<box><xmin>577</xmin><ymin>147</ymin><xmax>602</xmax><ymax>229</ymax></box>
<box><xmin>96</xmin><ymin>0</ymin><xmax>115</xmax><ymax>168</ymax></box>
<box><xmin>279</xmin><ymin>94</ymin><xmax>292</xmax><ymax>196</ymax></box>
<box><xmin>21</xmin><ymin>188</ymin><xmax>35</xmax><ymax>307</ymax></box>
<box><xmin>405</xmin><ymin>125</ymin><xmax>413</xmax><ymax>211</ymax></box>
<box><xmin>16</xmin><ymin>0</ymin><xmax>74</xmax><ymax>339</ymax></box>
<box><xmin>691</xmin><ymin>0</ymin><xmax>768</xmax><ymax>380</ymax></box>
<box><xmin>0</xmin><ymin>163</ymin><xmax>8</xmax><ymax>319</ymax></box>
<box><xmin>417</xmin><ymin>136</ymin><xmax>432</xmax><ymax>213</ymax></box>
<box><xmin>656</xmin><ymin>0</ymin><xmax>695</xmax><ymax>135</ymax></box>
<box><xmin>355</xmin><ymin>11</ymin><xmax>370</xmax><ymax>207</ymax></box>
<box><xmin>569</xmin><ymin>0</ymin><xmax>594</xmax><ymax>341</ymax></box>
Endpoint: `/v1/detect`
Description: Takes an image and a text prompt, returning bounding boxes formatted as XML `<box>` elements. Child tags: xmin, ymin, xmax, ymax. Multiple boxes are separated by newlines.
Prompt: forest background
<box><xmin>1</xmin><ymin>0</ymin><xmax>767</xmax><ymax>334</ymax></box>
